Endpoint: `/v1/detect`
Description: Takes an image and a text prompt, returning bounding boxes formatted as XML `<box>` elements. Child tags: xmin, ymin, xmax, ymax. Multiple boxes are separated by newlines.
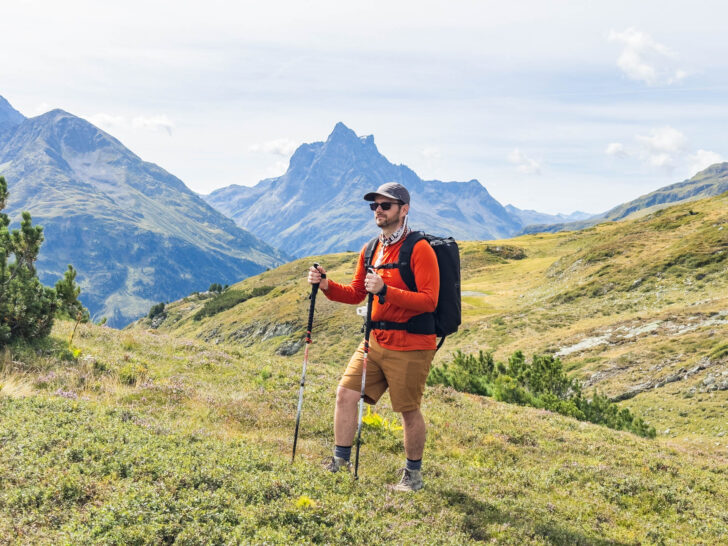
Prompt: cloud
<box><xmin>420</xmin><ymin>147</ymin><xmax>441</xmax><ymax>160</ymax></box>
<box><xmin>688</xmin><ymin>149</ymin><xmax>723</xmax><ymax>175</ymax></box>
<box><xmin>635</xmin><ymin>126</ymin><xmax>687</xmax><ymax>169</ymax></box>
<box><xmin>249</xmin><ymin>138</ymin><xmax>298</xmax><ymax>156</ymax></box>
<box><xmin>88</xmin><ymin>113</ymin><xmax>127</xmax><ymax>130</ymax></box>
<box><xmin>608</xmin><ymin>28</ymin><xmax>687</xmax><ymax>86</ymax></box>
<box><xmin>605</xmin><ymin>142</ymin><xmax>627</xmax><ymax>158</ymax></box>
<box><xmin>86</xmin><ymin>113</ymin><xmax>174</xmax><ymax>135</ymax></box>
<box><xmin>132</xmin><ymin>115</ymin><xmax>174</xmax><ymax>135</ymax></box>
<box><xmin>507</xmin><ymin>148</ymin><xmax>541</xmax><ymax>175</ymax></box>
<box><xmin>609</xmin><ymin>127</ymin><xmax>722</xmax><ymax>175</ymax></box>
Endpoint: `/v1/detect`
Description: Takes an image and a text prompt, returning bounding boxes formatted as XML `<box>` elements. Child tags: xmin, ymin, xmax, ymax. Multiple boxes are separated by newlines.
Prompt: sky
<box><xmin>2</xmin><ymin>0</ymin><xmax>728</xmax><ymax>214</ymax></box>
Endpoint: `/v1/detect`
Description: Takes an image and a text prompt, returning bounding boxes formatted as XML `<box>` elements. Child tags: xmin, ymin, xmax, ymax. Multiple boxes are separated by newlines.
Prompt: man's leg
<box><xmin>401</xmin><ymin>408</ymin><xmax>426</xmax><ymax>460</ymax></box>
<box><xmin>325</xmin><ymin>341</ymin><xmax>387</xmax><ymax>472</ymax></box>
<box><xmin>334</xmin><ymin>386</ymin><xmax>360</xmax><ymax>446</ymax></box>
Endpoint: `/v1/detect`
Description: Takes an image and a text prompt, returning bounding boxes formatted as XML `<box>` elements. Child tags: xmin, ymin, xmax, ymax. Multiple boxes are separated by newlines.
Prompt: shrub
<box><xmin>148</xmin><ymin>302</ymin><xmax>166</xmax><ymax>320</ymax></box>
<box><xmin>428</xmin><ymin>349</ymin><xmax>655</xmax><ymax>438</ymax></box>
<box><xmin>193</xmin><ymin>286</ymin><xmax>274</xmax><ymax>321</ymax></box>
<box><xmin>118</xmin><ymin>363</ymin><xmax>148</xmax><ymax>385</ymax></box>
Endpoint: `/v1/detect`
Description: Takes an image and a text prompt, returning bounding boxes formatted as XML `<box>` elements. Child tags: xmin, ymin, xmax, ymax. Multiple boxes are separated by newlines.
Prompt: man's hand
<box><xmin>365</xmin><ymin>270</ymin><xmax>384</xmax><ymax>294</ymax></box>
<box><xmin>308</xmin><ymin>265</ymin><xmax>329</xmax><ymax>291</ymax></box>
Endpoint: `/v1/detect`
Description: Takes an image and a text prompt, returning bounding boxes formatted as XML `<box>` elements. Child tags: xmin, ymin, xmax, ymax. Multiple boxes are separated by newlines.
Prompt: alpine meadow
<box><xmin>1</xmin><ymin>189</ymin><xmax>727</xmax><ymax>544</ymax></box>
<box><xmin>4</xmin><ymin>5</ymin><xmax>728</xmax><ymax>541</ymax></box>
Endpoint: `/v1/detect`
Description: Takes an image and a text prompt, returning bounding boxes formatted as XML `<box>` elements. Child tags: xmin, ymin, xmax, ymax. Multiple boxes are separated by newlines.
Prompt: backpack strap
<box><xmin>396</xmin><ymin>231</ymin><xmax>425</xmax><ymax>292</ymax></box>
<box><xmin>364</xmin><ymin>237</ymin><xmax>379</xmax><ymax>269</ymax></box>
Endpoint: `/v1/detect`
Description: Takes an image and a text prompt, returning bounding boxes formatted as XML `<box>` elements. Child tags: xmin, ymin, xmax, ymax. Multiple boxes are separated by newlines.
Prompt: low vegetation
<box><xmin>2</xmin><ymin>192</ymin><xmax>728</xmax><ymax>542</ymax></box>
<box><xmin>428</xmin><ymin>350</ymin><xmax>656</xmax><ymax>438</ymax></box>
<box><xmin>192</xmin><ymin>286</ymin><xmax>274</xmax><ymax>321</ymax></box>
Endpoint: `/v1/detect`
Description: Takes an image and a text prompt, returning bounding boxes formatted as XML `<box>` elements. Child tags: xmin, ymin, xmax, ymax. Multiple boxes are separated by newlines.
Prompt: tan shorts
<box><xmin>339</xmin><ymin>337</ymin><xmax>436</xmax><ymax>413</ymax></box>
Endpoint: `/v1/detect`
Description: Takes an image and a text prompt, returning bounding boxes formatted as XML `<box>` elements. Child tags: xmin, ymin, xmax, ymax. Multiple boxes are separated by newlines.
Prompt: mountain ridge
<box><xmin>205</xmin><ymin>123</ymin><xmax>521</xmax><ymax>257</ymax></box>
<box><xmin>0</xmin><ymin>98</ymin><xmax>287</xmax><ymax>327</ymax></box>
<box><xmin>520</xmin><ymin>162</ymin><xmax>728</xmax><ymax>234</ymax></box>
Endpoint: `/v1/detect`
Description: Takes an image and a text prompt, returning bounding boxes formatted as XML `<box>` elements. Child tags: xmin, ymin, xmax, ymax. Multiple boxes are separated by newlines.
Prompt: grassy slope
<box><xmin>148</xmin><ymin>192</ymin><xmax>728</xmax><ymax>442</ymax></box>
<box><xmin>1</xmin><ymin>193</ymin><xmax>727</xmax><ymax>543</ymax></box>
<box><xmin>2</xmin><ymin>323</ymin><xmax>727</xmax><ymax>544</ymax></box>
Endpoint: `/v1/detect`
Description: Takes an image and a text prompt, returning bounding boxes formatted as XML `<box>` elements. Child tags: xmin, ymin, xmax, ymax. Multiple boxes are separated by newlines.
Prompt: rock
<box><xmin>277</xmin><ymin>340</ymin><xmax>304</xmax><ymax>356</ymax></box>
<box><xmin>150</xmin><ymin>313</ymin><xmax>167</xmax><ymax>329</ymax></box>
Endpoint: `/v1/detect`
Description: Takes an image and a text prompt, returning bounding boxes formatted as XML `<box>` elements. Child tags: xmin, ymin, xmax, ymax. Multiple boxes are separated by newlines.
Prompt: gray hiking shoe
<box><xmin>322</xmin><ymin>456</ymin><xmax>351</xmax><ymax>473</ymax></box>
<box><xmin>390</xmin><ymin>468</ymin><xmax>424</xmax><ymax>492</ymax></box>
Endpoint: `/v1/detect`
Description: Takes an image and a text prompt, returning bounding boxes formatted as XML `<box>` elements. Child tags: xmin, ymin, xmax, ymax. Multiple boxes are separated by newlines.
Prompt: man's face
<box><xmin>372</xmin><ymin>197</ymin><xmax>407</xmax><ymax>229</ymax></box>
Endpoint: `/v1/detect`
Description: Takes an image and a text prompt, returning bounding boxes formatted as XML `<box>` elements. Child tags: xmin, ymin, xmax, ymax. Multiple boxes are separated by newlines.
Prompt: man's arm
<box><xmin>317</xmin><ymin>247</ymin><xmax>368</xmax><ymax>305</ymax></box>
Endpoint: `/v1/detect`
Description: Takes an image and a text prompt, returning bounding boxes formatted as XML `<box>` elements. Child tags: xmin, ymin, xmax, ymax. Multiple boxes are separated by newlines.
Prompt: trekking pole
<box><xmin>354</xmin><ymin>287</ymin><xmax>374</xmax><ymax>479</ymax></box>
<box><xmin>292</xmin><ymin>263</ymin><xmax>325</xmax><ymax>462</ymax></box>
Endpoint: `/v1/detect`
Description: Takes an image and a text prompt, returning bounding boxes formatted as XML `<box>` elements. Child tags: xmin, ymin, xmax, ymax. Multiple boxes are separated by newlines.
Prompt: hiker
<box><xmin>307</xmin><ymin>182</ymin><xmax>439</xmax><ymax>492</ymax></box>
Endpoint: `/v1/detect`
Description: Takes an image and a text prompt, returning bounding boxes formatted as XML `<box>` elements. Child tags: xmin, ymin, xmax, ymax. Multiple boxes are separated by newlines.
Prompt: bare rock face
<box><xmin>203</xmin><ymin>122</ymin><xmax>523</xmax><ymax>258</ymax></box>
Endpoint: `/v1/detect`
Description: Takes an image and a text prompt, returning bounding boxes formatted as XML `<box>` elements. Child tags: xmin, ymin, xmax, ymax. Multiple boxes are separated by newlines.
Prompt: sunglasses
<box><xmin>369</xmin><ymin>202</ymin><xmax>401</xmax><ymax>211</ymax></box>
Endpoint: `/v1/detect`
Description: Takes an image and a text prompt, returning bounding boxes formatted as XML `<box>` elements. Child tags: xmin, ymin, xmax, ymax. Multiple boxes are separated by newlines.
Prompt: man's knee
<box><xmin>336</xmin><ymin>386</ymin><xmax>359</xmax><ymax>408</ymax></box>
<box><xmin>401</xmin><ymin>408</ymin><xmax>423</xmax><ymax>424</ymax></box>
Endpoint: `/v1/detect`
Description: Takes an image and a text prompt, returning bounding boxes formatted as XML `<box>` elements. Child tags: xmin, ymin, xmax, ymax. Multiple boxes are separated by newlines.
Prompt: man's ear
<box><xmin>401</xmin><ymin>203</ymin><xmax>410</xmax><ymax>217</ymax></box>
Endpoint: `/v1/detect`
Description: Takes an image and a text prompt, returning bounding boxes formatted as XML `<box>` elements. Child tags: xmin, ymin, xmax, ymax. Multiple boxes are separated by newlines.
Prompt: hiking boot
<box><xmin>389</xmin><ymin>468</ymin><xmax>424</xmax><ymax>492</ymax></box>
<box><xmin>322</xmin><ymin>456</ymin><xmax>351</xmax><ymax>473</ymax></box>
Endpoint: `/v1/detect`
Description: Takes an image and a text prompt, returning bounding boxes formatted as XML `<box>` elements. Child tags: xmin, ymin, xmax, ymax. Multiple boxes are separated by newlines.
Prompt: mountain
<box><xmin>0</xmin><ymin>96</ymin><xmax>25</xmax><ymax>145</ymax></box>
<box><xmin>504</xmin><ymin>204</ymin><xmax>592</xmax><ymax>227</ymax></box>
<box><xmin>204</xmin><ymin>123</ymin><xmax>523</xmax><ymax>257</ymax></box>
<box><xmin>0</xmin><ymin>98</ymin><xmax>287</xmax><ymax>327</ymax></box>
<box><xmin>520</xmin><ymin>162</ymin><xmax>728</xmax><ymax>234</ymax></box>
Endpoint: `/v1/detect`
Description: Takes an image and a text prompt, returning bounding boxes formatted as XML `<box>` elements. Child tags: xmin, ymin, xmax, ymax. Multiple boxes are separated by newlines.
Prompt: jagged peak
<box><xmin>0</xmin><ymin>95</ymin><xmax>26</xmax><ymax>125</ymax></box>
<box><xmin>326</xmin><ymin>121</ymin><xmax>359</xmax><ymax>144</ymax></box>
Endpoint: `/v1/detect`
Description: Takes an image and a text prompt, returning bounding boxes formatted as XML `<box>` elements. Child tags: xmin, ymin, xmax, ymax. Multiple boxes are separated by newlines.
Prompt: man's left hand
<box><xmin>364</xmin><ymin>271</ymin><xmax>384</xmax><ymax>294</ymax></box>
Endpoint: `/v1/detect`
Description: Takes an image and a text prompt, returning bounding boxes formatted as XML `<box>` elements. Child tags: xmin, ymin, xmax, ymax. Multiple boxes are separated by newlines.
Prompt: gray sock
<box><xmin>334</xmin><ymin>445</ymin><xmax>352</xmax><ymax>461</ymax></box>
<box><xmin>406</xmin><ymin>458</ymin><xmax>422</xmax><ymax>471</ymax></box>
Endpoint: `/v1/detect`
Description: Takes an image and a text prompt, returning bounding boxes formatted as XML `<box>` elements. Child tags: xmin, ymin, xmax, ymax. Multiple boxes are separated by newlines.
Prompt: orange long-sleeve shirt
<box><xmin>323</xmin><ymin>235</ymin><xmax>439</xmax><ymax>351</ymax></box>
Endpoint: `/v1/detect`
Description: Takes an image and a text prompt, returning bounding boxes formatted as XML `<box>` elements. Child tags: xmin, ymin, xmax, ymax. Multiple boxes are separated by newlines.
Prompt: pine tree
<box><xmin>0</xmin><ymin>176</ymin><xmax>58</xmax><ymax>345</ymax></box>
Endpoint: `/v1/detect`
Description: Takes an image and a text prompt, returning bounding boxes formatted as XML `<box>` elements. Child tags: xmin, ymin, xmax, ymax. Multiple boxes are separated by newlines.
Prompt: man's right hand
<box><xmin>308</xmin><ymin>265</ymin><xmax>329</xmax><ymax>291</ymax></box>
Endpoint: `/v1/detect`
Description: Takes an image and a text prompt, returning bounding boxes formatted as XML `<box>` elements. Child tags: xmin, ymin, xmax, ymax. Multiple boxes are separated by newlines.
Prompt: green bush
<box><xmin>147</xmin><ymin>302</ymin><xmax>166</xmax><ymax>319</ymax></box>
<box><xmin>193</xmin><ymin>286</ymin><xmax>274</xmax><ymax>321</ymax></box>
<box><xmin>428</xmin><ymin>349</ymin><xmax>656</xmax><ymax>438</ymax></box>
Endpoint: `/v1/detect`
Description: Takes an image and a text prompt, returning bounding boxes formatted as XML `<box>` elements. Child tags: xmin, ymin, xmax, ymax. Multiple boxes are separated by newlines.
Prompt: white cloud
<box><xmin>605</xmin><ymin>142</ymin><xmax>628</xmax><ymax>158</ymax></box>
<box><xmin>688</xmin><ymin>149</ymin><xmax>723</xmax><ymax>175</ymax></box>
<box><xmin>88</xmin><ymin>113</ymin><xmax>127</xmax><ymax>130</ymax></box>
<box><xmin>421</xmin><ymin>147</ymin><xmax>441</xmax><ymax>160</ymax></box>
<box><xmin>132</xmin><ymin>115</ymin><xmax>174</xmax><ymax>135</ymax></box>
<box><xmin>635</xmin><ymin>126</ymin><xmax>687</xmax><ymax>169</ymax></box>
<box><xmin>507</xmin><ymin>148</ymin><xmax>541</xmax><ymax>175</ymax></box>
<box><xmin>31</xmin><ymin>102</ymin><xmax>52</xmax><ymax>116</ymax></box>
<box><xmin>608</xmin><ymin>28</ymin><xmax>687</xmax><ymax>86</ymax></box>
<box><xmin>249</xmin><ymin>138</ymin><xmax>298</xmax><ymax>156</ymax></box>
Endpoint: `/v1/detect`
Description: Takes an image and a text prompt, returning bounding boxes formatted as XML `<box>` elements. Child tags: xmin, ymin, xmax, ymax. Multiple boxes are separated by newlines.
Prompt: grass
<box><xmin>2</xmin><ymin>192</ymin><xmax>728</xmax><ymax>543</ymax></box>
<box><xmin>1</xmin><ymin>322</ymin><xmax>727</xmax><ymax>544</ymax></box>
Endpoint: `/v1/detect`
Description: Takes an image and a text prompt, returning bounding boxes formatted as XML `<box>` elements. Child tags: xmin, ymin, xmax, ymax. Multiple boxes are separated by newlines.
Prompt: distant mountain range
<box><xmin>0</xmin><ymin>97</ymin><xmax>286</xmax><ymax>327</ymax></box>
<box><xmin>520</xmin><ymin>163</ymin><xmax>728</xmax><ymax>234</ymax></box>
<box><xmin>203</xmin><ymin>123</ymin><xmax>588</xmax><ymax>258</ymax></box>
<box><xmin>4</xmin><ymin>92</ymin><xmax>726</xmax><ymax>327</ymax></box>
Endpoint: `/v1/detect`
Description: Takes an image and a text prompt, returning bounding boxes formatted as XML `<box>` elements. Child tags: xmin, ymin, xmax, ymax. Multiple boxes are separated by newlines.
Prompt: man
<box><xmin>307</xmin><ymin>182</ymin><xmax>439</xmax><ymax>492</ymax></box>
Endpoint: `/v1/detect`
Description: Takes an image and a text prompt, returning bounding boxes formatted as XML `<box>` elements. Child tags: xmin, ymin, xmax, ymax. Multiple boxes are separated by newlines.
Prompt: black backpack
<box><xmin>364</xmin><ymin>231</ymin><xmax>461</xmax><ymax>350</ymax></box>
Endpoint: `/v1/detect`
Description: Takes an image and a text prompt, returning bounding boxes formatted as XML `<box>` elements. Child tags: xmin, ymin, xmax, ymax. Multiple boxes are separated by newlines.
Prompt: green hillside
<box><xmin>144</xmin><ymin>191</ymin><xmax>728</xmax><ymax>441</ymax></box>
<box><xmin>1</xmin><ymin>192</ymin><xmax>727</xmax><ymax>543</ymax></box>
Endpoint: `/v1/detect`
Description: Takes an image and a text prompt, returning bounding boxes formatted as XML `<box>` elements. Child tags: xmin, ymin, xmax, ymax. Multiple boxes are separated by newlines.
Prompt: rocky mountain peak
<box><xmin>0</xmin><ymin>96</ymin><xmax>25</xmax><ymax>127</ymax></box>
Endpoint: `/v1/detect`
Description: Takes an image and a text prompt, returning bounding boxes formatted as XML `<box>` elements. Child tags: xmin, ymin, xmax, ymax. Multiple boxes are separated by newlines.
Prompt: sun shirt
<box><xmin>322</xmin><ymin>235</ymin><xmax>439</xmax><ymax>351</ymax></box>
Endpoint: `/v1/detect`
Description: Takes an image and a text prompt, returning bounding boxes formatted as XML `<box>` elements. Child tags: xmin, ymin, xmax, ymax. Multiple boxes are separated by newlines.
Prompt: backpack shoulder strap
<box><xmin>397</xmin><ymin>231</ymin><xmax>426</xmax><ymax>292</ymax></box>
<box><xmin>364</xmin><ymin>237</ymin><xmax>379</xmax><ymax>269</ymax></box>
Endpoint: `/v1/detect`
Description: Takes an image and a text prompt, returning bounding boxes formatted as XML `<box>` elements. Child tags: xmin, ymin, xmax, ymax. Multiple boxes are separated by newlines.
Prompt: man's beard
<box><xmin>376</xmin><ymin>215</ymin><xmax>399</xmax><ymax>229</ymax></box>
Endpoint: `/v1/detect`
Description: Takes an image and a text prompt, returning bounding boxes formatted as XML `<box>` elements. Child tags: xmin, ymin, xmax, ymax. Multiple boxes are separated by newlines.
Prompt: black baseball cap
<box><xmin>363</xmin><ymin>182</ymin><xmax>410</xmax><ymax>205</ymax></box>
